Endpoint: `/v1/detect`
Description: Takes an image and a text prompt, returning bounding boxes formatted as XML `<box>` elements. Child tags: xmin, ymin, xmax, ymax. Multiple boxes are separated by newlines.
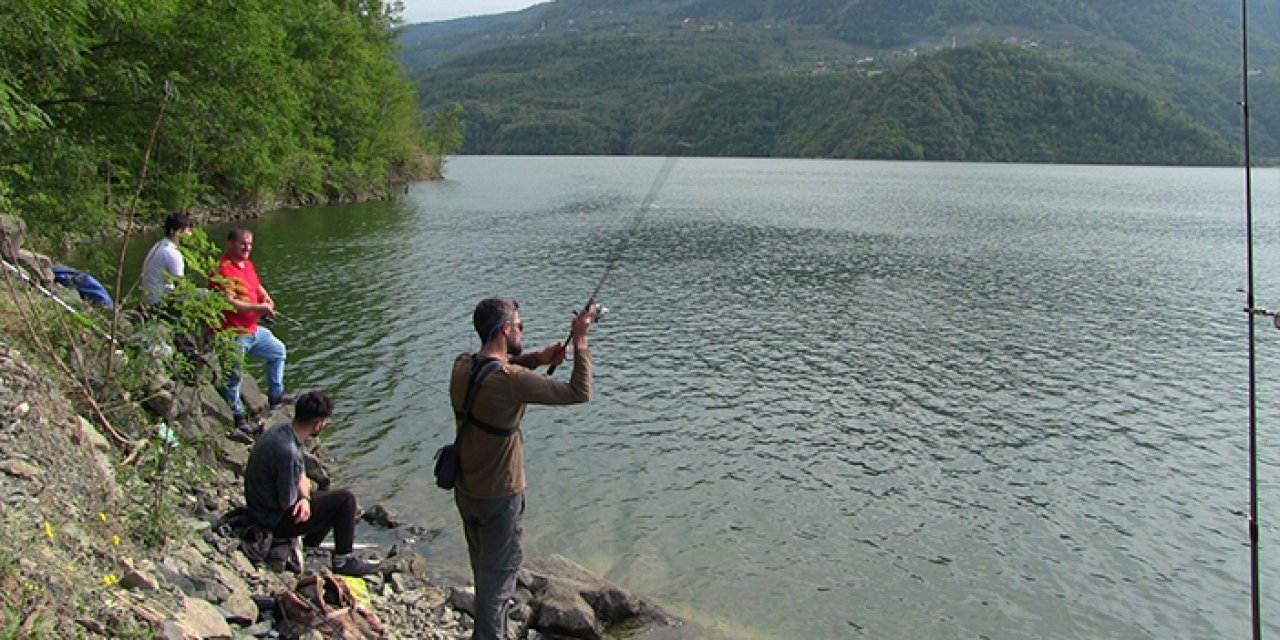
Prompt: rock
<box><xmin>362</xmin><ymin>503</ymin><xmax>402</xmax><ymax>528</ymax></box>
<box><xmin>197</xmin><ymin>384</ymin><xmax>234</xmax><ymax>428</ymax></box>
<box><xmin>0</xmin><ymin>458</ymin><xmax>41</xmax><ymax>479</ymax></box>
<box><xmin>216</xmin><ymin>440</ymin><xmax>249</xmax><ymax>475</ymax></box>
<box><xmin>522</xmin><ymin>555</ymin><xmax>680</xmax><ymax>638</ymax></box>
<box><xmin>120</xmin><ymin>569</ymin><xmax>160</xmax><ymax>591</ymax></box>
<box><xmin>239</xmin><ymin>376</ymin><xmax>267</xmax><ymax>416</ymax></box>
<box><xmin>303</xmin><ymin>452</ymin><xmax>330</xmax><ymax>491</ymax></box>
<box><xmin>144</xmin><ymin>390</ymin><xmax>178</xmax><ymax>423</ymax></box>
<box><xmin>448</xmin><ymin>586</ymin><xmax>476</xmax><ymax>616</ymax></box>
<box><xmin>75</xmin><ymin>617</ymin><xmax>107</xmax><ymax>635</ymax></box>
<box><xmin>222</xmin><ymin>589</ymin><xmax>259</xmax><ymax>624</ymax></box>
<box><xmin>15</xmin><ymin>249</ymin><xmax>53</xmax><ymax>286</ymax></box>
<box><xmin>526</xmin><ymin>577</ymin><xmax>601</xmax><ymax>640</ymax></box>
<box><xmin>73</xmin><ymin>416</ymin><xmax>110</xmax><ymax>453</ymax></box>
<box><xmin>0</xmin><ymin>214</ymin><xmax>25</xmax><ymax>259</ymax></box>
<box><xmin>175</xmin><ymin>596</ymin><xmax>233</xmax><ymax>639</ymax></box>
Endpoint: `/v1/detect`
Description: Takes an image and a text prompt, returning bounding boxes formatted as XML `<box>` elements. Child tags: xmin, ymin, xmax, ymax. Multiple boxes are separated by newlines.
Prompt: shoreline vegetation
<box><xmin>2</xmin><ymin>0</ymin><xmax>463</xmax><ymax>262</ymax></box>
<box><xmin>0</xmin><ymin>215</ymin><xmax>688</xmax><ymax>638</ymax></box>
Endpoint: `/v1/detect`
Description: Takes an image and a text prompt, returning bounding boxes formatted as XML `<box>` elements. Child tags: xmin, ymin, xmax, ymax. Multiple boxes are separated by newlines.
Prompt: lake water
<box><xmin>174</xmin><ymin>157</ymin><xmax>1280</xmax><ymax>638</ymax></box>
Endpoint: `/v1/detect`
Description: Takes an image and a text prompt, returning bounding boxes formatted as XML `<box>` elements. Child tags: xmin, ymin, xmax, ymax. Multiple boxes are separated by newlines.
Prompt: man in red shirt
<box><xmin>212</xmin><ymin>228</ymin><xmax>291</xmax><ymax>432</ymax></box>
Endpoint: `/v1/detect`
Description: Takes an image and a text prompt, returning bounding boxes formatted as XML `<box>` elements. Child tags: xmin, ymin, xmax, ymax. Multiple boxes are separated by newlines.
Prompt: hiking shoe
<box><xmin>233</xmin><ymin>413</ymin><xmax>254</xmax><ymax>434</ymax></box>
<box><xmin>269</xmin><ymin>391</ymin><xmax>297</xmax><ymax>407</ymax></box>
<box><xmin>332</xmin><ymin>555</ymin><xmax>381</xmax><ymax>577</ymax></box>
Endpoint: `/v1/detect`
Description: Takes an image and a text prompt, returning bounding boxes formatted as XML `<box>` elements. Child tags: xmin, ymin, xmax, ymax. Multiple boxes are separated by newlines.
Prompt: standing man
<box><xmin>243</xmin><ymin>390</ymin><xmax>379</xmax><ymax>577</ymax></box>
<box><xmin>451</xmin><ymin>297</ymin><xmax>594</xmax><ymax>640</ymax></box>
<box><xmin>212</xmin><ymin>228</ymin><xmax>291</xmax><ymax>433</ymax></box>
<box><xmin>138</xmin><ymin>213</ymin><xmax>193</xmax><ymax>307</ymax></box>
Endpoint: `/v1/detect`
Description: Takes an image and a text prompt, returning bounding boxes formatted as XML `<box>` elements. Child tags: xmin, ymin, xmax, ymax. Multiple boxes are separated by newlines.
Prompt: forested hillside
<box><xmin>1</xmin><ymin>0</ymin><xmax>432</xmax><ymax>252</ymax></box>
<box><xmin>637</xmin><ymin>43</ymin><xmax>1236</xmax><ymax>165</ymax></box>
<box><xmin>406</xmin><ymin>0</ymin><xmax>1280</xmax><ymax>163</ymax></box>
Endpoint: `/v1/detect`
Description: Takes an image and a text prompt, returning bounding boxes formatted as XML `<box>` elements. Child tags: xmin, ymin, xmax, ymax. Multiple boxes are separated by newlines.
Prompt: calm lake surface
<box><xmin>180</xmin><ymin>157</ymin><xmax>1280</xmax><ymax>638</ymax></box>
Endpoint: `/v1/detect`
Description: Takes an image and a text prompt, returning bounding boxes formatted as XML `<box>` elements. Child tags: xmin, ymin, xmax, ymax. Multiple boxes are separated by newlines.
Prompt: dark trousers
<box><xmin>456</xmin><ymin>491</ymin><xmax>525</xmax><ymax>640</ymax></box>
<box><xmin>269</xmin><ymin>489</ymin><xmax>357</xmax><ymax>555</ymax></box>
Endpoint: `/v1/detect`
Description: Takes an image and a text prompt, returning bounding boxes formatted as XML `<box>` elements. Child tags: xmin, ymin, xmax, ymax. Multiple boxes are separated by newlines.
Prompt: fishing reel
<box><xmin>587</xmin><ymin>302</ymin><xmax>609</xmax><ymax>323</ymax></box>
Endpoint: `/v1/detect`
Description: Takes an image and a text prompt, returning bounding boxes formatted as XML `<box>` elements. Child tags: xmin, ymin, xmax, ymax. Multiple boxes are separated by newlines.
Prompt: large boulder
<box><xmin>519</xmin><ymin>555</ymin><xmax>682</xmax><ymax>640</ymax></box>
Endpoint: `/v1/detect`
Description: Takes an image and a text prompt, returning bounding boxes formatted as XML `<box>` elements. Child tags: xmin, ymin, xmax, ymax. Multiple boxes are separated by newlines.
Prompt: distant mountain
<box><xmin>401</xmin><ymin>0</ymin><xmax>1280</xmax><ymax>163</ymax></box>
<box><xmin>638</xmin><ymin>43</ymin><xmax>1236</xmax><ymax>165</ymax></box>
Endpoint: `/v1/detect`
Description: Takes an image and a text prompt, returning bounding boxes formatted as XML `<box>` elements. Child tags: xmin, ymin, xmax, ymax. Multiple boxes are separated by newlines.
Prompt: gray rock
<box><xmin>303</xmin><ymin>452</ymin><xmax>329</xmax><ymax>491</ymax></box>
<box><xmin>522</xmin><ymin>555</ymin><xmax>681</xmax><ymax>638</ymax></box>
<box><xmin>362</xmin><ymin>503</ymin><xmax>403</xmax><ymax>528</ymax></box>
<box><xmin>0</xmin><ymin>214</ymin><xmax>25</xmax><ymax>259</ymax></box>
<box><xmin>0</xmin><ymin>458</ymin><xmax>40</xmax><ymax>479</ymax></box>
<box><xmin>217</xmin><ymin>440</ymin><xmax>249</xmax><ymax>475</ymax></box>
<box><xmin>144</xmin><ymin>390</ymin><xmax>178</xmax><ymax>423</ymax></box>
<box><xmin>14</xmin><ymin>249</ymin><xmax>52</xmax><ymax>286</ymax></box>
<box><xmin>176</xmin><ymin>596</ymin><xmax>234</xmax><ymax>639</ymax></box>
<box><xmin>73</xmin><ymin>416</ymin><xmax>111</xmax><ymax>453</ymax></box>
<box><xmin>198</xmin><ymin>385</ymin><xmax>234</xmax><ymax>426</ymax></box>
<box><xmin>239</xmin><ymin>376</ymin><xmax>267</xmax><ymax>416</ymax></box>
<box><xmin>119</xmin><ymin>569</ymin><xmax>160</xmax><ymax>591</ymax></box>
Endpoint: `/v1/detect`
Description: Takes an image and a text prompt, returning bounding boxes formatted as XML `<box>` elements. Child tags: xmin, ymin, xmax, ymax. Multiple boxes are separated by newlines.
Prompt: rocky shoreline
<box><xmin>0</xmin><ymin>216</ymin><xmax>689</xmax><ymax>639</ymax></box>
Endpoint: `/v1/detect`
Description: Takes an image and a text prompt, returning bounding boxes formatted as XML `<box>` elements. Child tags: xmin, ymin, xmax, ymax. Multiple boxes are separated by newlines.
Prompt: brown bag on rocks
<box><xmin>276</xmin><ymin>573</ymin><xmax>387</xmax><ymax>640</ymax></box>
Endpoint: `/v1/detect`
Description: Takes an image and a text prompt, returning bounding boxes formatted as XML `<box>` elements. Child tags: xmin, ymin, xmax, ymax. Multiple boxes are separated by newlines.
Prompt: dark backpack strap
<box><xmin>454</xmin><ymin>357</ymin><xmax>518</xmax><ymax>438</ymax></box>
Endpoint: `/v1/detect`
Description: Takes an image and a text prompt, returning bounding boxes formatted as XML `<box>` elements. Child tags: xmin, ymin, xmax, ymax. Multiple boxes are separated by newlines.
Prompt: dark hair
<box><xmin>294</xmin><ymin>391</ymin><xmax>334</xmax><ymax>424</ymax></box>
<box><xmin>227</xmin><ymin>227</ymin><xmax>252</xmax><ymax>242</ymax></box>
<box><xmin>473</xmin><ymin>297</ymin><xmax>519</xmax><ymax>343</ymax></box>
<box><xmin>163</xmin><ymin>213</ymin><xmax>193</xmax><ymax>236</ymax></box>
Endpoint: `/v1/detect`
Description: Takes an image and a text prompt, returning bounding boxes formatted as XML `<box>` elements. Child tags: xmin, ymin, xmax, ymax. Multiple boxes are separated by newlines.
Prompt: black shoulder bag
<box><xmin>434</xmin><ymin>357</ymin><xmax>512</xmax><ymax>490</ymax></box>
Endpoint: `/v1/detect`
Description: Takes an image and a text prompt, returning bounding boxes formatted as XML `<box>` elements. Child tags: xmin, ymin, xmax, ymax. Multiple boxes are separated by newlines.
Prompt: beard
<box><xmin>507</xmin><ymin>337</ymin><xmax>524</xmax><ymax>357</ymax></box>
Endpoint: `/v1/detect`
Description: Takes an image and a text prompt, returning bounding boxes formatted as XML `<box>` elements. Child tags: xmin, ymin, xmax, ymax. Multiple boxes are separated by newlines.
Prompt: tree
<box><xmin>424</xmin><ymin>102</ymin><xmax>465</xmax><ymax>177</ymax></box>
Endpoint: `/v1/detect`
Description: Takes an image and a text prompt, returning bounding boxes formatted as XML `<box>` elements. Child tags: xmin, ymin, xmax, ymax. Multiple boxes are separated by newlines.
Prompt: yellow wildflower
<box><xmin>98</xmin><ymin>512</ymin><xmax>108</xmax><ymax>523</ymax></box>
<box><xmin>103</xmin><ymin>573</ymin><xmax>119</xmax><ymax>586</ymax></box>
<box><xmin>43</xmin><ymin>521</ymin><xmax>53</xmax><ymax>539</ymax></box>
<box><xmin>112</xmin><ymin>535</ymin><xmax>121</xmax><ymax>546</ymax></box>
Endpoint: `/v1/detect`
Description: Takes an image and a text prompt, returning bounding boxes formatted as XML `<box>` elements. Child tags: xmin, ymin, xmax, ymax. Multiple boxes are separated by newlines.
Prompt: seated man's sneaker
<box><xmin>332</xmin><ymin>555</ymin><xmax>381</xmax><ymax>578</ymax></box>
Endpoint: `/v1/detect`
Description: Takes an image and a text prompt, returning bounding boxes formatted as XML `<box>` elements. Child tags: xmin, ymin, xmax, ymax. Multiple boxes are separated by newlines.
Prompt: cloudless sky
<box><xmin>398</xmin><ymin>0</ymin><xmax>548</xmax><ymax>24</ymax></box>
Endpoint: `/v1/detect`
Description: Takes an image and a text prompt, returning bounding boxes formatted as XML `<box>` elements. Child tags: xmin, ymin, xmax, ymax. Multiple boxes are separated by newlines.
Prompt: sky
<box><xmin>398</xmin><ymin>0</ymin><xmax>548</xmax><ymax>24</ymax></box>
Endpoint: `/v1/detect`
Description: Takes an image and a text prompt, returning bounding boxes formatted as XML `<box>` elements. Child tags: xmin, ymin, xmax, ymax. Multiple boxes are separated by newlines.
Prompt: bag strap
<box><xmin>454</xmin><ymin>357</ymin><xmax>516</xmax><ymax>438</ymax></box>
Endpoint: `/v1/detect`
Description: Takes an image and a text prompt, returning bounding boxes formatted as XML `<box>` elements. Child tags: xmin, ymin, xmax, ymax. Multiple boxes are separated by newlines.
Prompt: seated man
<box><xmin>243</xmin><ymin>390</ymin><xmax>379</xmax><ymax>577</ymax></box>
<box><xmin>139</xmin><ymin>213</ymin><xmax>193</xmax><ymax>308</ymax></box>
<box><xmin>211</xmin><ymin>228</ymin><xmax>291</xmax><ymax>432</ymax></box>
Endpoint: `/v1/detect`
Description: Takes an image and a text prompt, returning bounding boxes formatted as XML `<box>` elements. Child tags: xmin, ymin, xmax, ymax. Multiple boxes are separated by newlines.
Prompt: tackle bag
<box><xmin>433</xmin><ymin>443</ymin><xmax>460</xmax><ymax>490</ymax></box>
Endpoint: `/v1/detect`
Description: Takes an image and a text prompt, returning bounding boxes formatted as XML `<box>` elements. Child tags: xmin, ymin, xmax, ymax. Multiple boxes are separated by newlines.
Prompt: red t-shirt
<box><xmin>213</xmin><ymin>255</ymin><xmax>262</xmax><ymax>334</ymax></box>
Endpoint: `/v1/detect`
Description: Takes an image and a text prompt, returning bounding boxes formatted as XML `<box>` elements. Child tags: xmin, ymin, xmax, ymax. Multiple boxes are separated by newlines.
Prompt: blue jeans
<box><xmin>220</xmin><ymin>326</ymin><xmax>286</xmax><ymax>414</ymax></box>
<box><xmin>456</xmin><ymin>491</ymin><xmax>524</xmax><ymax>640</ymax></box>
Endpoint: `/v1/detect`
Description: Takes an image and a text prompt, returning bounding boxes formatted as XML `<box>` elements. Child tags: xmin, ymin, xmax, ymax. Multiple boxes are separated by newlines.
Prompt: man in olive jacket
<box><xmin>450</xmin><ymin>297</ymin><xmax>594</xmax><ymax>640</ymax></box>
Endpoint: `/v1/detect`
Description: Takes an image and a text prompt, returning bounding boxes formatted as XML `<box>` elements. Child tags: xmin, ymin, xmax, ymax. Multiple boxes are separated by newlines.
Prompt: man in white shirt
<box><xmin>139</xmin><ymin>213</ymin><xmax>193</xmax><ymax>307</ymax></box>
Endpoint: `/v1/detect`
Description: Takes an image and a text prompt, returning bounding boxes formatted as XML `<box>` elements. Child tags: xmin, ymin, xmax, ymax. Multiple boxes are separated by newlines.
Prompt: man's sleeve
<box><xmin>511</xmin><ymin>347</ymin><xmax>592</xmax><ymax>405</ymax></box>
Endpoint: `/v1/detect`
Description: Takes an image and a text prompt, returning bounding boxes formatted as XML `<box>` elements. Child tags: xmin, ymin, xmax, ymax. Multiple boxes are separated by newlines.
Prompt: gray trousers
<box><xmin>455</xmin><ymin>491</ymin><xmax>525</xmax><ymax>640</ymax></box>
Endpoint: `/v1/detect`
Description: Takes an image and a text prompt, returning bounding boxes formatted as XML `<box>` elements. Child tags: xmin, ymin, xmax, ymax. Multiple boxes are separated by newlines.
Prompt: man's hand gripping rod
<box><xmin>546</xmin><ymin>301</ymin><xmax>607</xmax><ymax>375</ymax></box>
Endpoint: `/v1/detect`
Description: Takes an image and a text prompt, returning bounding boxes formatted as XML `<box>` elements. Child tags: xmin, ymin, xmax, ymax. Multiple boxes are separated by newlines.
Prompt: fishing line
<box><xmin>547</xmin><ymin>151</ymin><xmax>683</xmax><ymax>374</ymax></box>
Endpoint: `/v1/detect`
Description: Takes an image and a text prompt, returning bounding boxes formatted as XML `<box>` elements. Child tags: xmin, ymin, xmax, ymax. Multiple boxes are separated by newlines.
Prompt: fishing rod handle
<box><xmin>546</xmin><ymin>302</ymin><xmax>602</xmax><ymax>376</ymax></box>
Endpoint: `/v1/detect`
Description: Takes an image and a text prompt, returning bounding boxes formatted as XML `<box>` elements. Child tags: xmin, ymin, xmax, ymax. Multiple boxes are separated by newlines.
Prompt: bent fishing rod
<box><xmin>547</xmin><ymin>152</ymin><xmax>682</xmax><ymax>375</ymax></box>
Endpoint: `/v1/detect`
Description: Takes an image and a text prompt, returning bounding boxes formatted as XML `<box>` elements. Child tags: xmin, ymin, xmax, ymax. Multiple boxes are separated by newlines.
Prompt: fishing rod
<box><xmin>1237</xmin><ymin>0</ymin><xmax>1262</xmax><ymax>637</ymax></box>
<box><xmin>547</xmin><ymin>152</ymin><xmax>683</xmax><ymax>375</ymax></box>
<box><xmin>1</xmin><ymin>257</ymin><xmax>119</xmax><ymax>346</ymax></box>
<box><xmin>271</xmin><ymin>310</ymin><xmax>305</xmax><ymax>329</ymax></box>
